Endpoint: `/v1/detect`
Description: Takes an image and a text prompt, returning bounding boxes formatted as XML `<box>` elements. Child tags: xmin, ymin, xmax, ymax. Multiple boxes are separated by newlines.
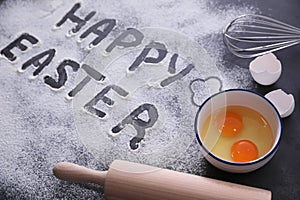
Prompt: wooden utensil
<box><xmin>53</xmin><ymin>160</ymin><xmax>271</xmax><ymax>200</ymax></box>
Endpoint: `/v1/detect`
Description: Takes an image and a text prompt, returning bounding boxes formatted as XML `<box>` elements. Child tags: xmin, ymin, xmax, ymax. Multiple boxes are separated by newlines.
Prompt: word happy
<box><xmin>0</xmin><ymin>3</ymin><xmax>196</xmax><ymax>150</ymax></box>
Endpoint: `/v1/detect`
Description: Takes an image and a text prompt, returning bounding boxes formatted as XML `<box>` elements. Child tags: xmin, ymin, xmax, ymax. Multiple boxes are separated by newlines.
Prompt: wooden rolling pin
<box><xmin>53</xmin><ymin>160</ymin><xmax>271</xmax><ymax>200</ymax></box>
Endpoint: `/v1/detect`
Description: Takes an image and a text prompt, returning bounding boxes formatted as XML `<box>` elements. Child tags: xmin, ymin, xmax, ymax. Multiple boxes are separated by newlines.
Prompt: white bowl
<box><xmin>195</xmin><ymin>89</ymin><xmax>282</xmax><ymax>173</ymax></box>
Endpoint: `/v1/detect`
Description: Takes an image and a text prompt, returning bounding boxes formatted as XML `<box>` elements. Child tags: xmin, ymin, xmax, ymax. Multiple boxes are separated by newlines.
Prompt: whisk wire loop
<box><xmin>223</xmin><ymin>14</ymin><xmax>300</xmax><ymax>58</ymax></box>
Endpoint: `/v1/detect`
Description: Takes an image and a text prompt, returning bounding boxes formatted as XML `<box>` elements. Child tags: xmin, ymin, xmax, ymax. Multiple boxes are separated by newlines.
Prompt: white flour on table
<box><xmin>0</xmin><ymin>0</ymin><xmax>256</xmax><ymax>199</ymax></box>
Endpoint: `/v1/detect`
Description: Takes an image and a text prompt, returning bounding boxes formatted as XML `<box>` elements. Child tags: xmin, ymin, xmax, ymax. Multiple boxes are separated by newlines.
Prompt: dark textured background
<box><xmin>216</xmin><ymin>1</ymin><xmax>300</xmax><ymax>200</ymax></box>
<box><xmin>0</xmin><ymin>0</ymin><xmax>299</xmax><ymax>199</ymax></box>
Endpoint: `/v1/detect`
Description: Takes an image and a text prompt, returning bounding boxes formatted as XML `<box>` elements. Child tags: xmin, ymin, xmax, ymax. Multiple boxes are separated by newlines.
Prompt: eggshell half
<box><xmin>249</xmin><ymin>53</ymin><xmax>282</xmax><ymax>85</ymax></box>
<box><xmin>265</xmin><ymin>89</ymin><xmax>295</xmax><ymax>118</ymax></box>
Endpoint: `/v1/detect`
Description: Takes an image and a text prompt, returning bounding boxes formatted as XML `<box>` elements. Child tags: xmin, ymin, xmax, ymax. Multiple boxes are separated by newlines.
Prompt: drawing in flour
<box><xmin>190</xmin><ymin>77</ymin><xmax>223</xmax><ymax>106</ymax></box>
<box><xmin>112</xmin><ymin>103</ymin><xmax>159</xmax><ymax>150</ymax></box>
<box><xmin>0</xmin><ymin>2</ymin><xmax>222</xmax><ymax>154</ymax></box>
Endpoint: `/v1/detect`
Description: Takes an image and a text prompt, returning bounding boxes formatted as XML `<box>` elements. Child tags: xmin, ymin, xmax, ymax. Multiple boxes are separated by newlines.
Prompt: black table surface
<box><xmin>209</xmin><ymin>1</ymin><xmax>300</xmax><ymax>200</ymax></box>
<box><xmin>0</xmin><ymin>0</ymin><xmax>299</xmax><ymax>200</ymax></box>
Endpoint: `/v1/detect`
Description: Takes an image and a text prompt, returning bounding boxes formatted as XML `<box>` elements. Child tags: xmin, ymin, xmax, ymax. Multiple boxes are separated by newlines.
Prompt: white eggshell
<box><xmin>249</xmin><ymin>53</ymin><xmax>282</xmax><ymax>85</ymax></box>
<box><xmin>265</xmin><ymin>89</ymin><xmax>295</xmax><ymax>118</ymax></box>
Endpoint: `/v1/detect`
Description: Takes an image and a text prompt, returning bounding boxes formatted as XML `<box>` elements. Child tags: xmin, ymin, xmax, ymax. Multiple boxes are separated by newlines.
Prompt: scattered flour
<box><xmin>0</xmin><ymin>0</ymin><xmax>257</xmax><ymax>199</ymax></box>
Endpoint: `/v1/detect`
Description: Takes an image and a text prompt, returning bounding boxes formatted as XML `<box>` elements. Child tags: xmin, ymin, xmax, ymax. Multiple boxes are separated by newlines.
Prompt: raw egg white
<box><xmin>200</xmin><ymin>106</ymin><xmax>274</xmax><ymax>162</ymax></box>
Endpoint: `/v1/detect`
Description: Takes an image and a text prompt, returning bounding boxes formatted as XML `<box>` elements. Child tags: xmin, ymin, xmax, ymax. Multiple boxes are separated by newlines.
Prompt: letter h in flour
<box><xmin>55</xmin><ymin>3</ymin><xmax>117</xmax><ymax>48</ymax></box>
<box><xmin>55</xmin><ymin>3</ymin><xmax>96</xmax><ymax>34</ymax></box>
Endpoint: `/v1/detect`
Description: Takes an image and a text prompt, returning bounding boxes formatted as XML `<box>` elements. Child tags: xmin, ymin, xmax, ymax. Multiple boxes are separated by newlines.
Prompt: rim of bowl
<box><xmin>194</xmin><ymin>89</ymin><xmax>282</xmax><ymax>166</ymax></box>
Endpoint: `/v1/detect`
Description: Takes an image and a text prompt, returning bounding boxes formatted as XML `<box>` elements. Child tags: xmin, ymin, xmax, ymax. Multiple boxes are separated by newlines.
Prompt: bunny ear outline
<box><xmin>189</xmin><ymin>76</ymin><xmax>223</xmax><ymax>107</ymax></box>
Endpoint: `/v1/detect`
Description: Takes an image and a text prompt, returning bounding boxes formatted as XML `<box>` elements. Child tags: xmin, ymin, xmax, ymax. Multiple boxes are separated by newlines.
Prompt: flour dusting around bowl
<box><xmin>0</xmin><ymin>0</ymin><xmax>256</xmax><ymax>198</ymax></box>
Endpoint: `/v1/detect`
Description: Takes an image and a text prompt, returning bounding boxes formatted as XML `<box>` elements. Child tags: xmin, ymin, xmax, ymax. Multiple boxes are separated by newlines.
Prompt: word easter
<box><xmin>0</xmin><ymin>3</ymin><xmax>195</xmax><ymax>150</ymax></box>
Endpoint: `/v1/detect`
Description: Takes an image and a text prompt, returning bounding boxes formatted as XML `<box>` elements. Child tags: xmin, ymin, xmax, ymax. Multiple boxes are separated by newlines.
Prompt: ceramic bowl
<box><xmin>195</xmin><ymin>89</ymin><xmax>282</xmax><ymax>173</ymax></box>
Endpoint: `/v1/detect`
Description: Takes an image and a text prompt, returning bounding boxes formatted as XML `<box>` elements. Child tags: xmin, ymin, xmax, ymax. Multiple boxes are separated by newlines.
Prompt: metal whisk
<box><xmin>223</xmin><ymin>14</ymin><xmax>300</xmax><ymax>58</ymax></box>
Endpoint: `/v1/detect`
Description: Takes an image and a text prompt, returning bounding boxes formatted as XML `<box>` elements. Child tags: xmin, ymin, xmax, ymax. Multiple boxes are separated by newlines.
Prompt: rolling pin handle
<box><xmin>53</xmin><ymin>162</ymin><xmax>107</xmax><ymax>185</ymax></box>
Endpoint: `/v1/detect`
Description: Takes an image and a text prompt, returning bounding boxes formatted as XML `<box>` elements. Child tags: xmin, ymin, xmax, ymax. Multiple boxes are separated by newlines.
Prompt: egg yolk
<box><xmin>217</xmin><ymin>111</ymin><xmax>243</xmax><ymax>137</ymax></box>
<box><xmin>231</xmin><ymin>140</ymin><xmax>258</xmax><ymax>162</ymax></box>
